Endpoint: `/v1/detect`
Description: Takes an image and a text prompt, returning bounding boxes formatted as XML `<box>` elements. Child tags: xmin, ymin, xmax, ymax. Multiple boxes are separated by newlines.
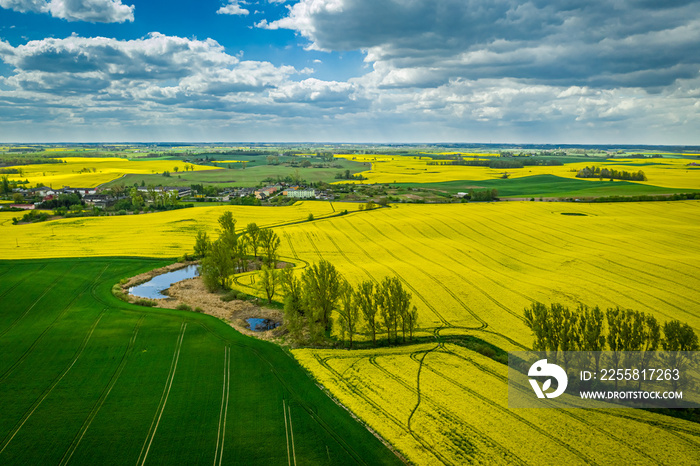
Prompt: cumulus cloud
<box><xmin>0</xmin><ymin>33</ymin><xmax>371</xmax><ymax>138</ymax></box>
<box><xmin>264</xmin><ymin>0</ymin><xmax>700</xmax><ymax>90</ymax></box>
<box><xmin>217</xmin><ymin>0</ymin><xmax>248</xmax><ymax>16</ymax></box>
<box><xmin>0</xmin><ymin>0</ymin><xmax>134</xmax><ymax>23</ymax></box>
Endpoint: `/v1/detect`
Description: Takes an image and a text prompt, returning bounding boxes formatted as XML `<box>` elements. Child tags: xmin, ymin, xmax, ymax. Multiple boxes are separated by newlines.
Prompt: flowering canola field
<box><xmin>0</xmin><ymin>201</ymin><xmax>337</xmax><ymax>259</ymax></box>
<box><xmin>2</xmin><ymin>200</ymin><xmax>700</xmax><ymax>464</ymax></box>
<box><xmin>3</xmin><ymin>157</ymin><xmax>219</xmax><ymax>188</ymax></box>
<box><xmin>333</xmin><ymin>154</ymin><xmax>700</xmax><ymax>189</ymax></box>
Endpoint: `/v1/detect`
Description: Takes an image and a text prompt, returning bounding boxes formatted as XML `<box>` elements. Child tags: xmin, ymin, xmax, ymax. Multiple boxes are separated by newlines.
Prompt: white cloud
<box><xmin>0</xmin><ymin>0</ymin><xmax>134</xmax><ymax>23</ymax></box>
<box><xmin>217</xmin><ymin>0</ymin><xmax>249</xmax><ymax>16</ymax></box>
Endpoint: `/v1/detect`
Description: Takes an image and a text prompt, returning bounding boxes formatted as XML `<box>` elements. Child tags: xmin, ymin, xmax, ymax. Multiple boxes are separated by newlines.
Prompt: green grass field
<box><xmin>398</xmin><ymin>174</ymin><xmax>699</xmax><ymax>198</ymax></box>
<box><xmin>104</xmin><ymin>157</ymin><xmax>368</xmax><ymax>189</ymax></box>
<box><xmin>0</xmin><ymin>258</ymin><xmax>401</xmax><ymax>465</ymax></box>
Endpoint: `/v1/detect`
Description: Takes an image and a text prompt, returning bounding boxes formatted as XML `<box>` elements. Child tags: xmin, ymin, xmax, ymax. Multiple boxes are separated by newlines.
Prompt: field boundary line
<box><xmin>137</xmin><ymin>321</ymin><xmax>187</xmax><ymax>466</ymax></box>
<box><xmin>213</xmin><ymin>345</ymin><xmax>231</xmax><ymax>466</ymax></box>
<box><xmin>283</xmin><ymin>400</ymin><xmax>291</xmax><ymax>466</ymax></box>
<box><xmin>287</xmin><ymin>402</ymin><xmax>297</xmax><ymax>466</ymax></box>
<box><xmin>59</xmin><ymin>314</ymin><xmax>146</xmax><ymax>466</ymax></box>
<box><xmin>0</xmin><ymin>310</ymin><xmax>106</xmax><ymax>456</ymax></box>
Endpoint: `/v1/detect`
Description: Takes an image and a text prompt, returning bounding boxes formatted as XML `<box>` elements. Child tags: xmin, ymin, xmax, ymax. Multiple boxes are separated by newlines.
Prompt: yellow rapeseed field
<box><xmin>2</xmin><ymin>200</ymin><xmax>699</xmax><ymax>464</ymax></box>
<box><xmin>333</xmin><ymin>154</ymin><xmax>700</xmax><ymax>189</ymax></box>
<box><xmin>0</xmin><ymin>201</ymin><xmax>337</xmax><ymax>259</ymax></box>
<box><xmin>294</xmin><ymin>343</ymin><xmax>700</xmax><ymax>464</ymax></box>
<box><xmin>3</xmin><ymin>157</ymin><xmax>219</xmax><ymax>188</ymax></box>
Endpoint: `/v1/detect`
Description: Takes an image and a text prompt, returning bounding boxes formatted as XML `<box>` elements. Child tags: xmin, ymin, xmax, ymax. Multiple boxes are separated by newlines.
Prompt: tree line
<box><xmin>523</xmin><ymin>302</ymin><xmax>699</xmax><ymax>386</ymax></box>
<box><xmin>273</xmin><ymin>259</ymin><xmax>418</xmax><ymax>347</ymax></box>
<box><xmin>576</xmin><ymin>166</ymin><xmax>647</xmax><ymax>181</ymax></box>
<box><xmin>589</xmin><ymin>193</ymin><xmax>700</xmax><ymax>203</ymax></box>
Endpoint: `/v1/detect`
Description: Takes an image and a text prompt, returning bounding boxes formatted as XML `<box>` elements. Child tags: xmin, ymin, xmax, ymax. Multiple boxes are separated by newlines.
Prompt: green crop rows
<box><xmin>0</xmin><ymin>258</ymin><xmax>401</xmax><ymax>465</ymax></box>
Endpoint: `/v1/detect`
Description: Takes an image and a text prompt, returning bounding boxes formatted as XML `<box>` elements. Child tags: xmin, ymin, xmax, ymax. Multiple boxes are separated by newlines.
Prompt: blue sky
<box><xmin>0</xmin><ymin>0</ymin><xmax>699</xmax><ymax>144</ymax></box>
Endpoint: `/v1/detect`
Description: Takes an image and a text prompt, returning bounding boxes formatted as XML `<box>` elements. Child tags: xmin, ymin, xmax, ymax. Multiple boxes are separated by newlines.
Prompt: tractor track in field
<box><xmin>213</xmin><ymin>345</ymin><xmax>231</xmax><ymax>466</ymax></box>
<box><xmin>59</xmin><ymin>314</ymin><xmax>146</xmax><ymax>466</ymax></box>
<box><xmin>355</xmin><ymin>216</ymin><xmax>488</xmax><ymax>330</ymax></box>
<box><xmin>378</xmin><ymin>217</ymin><xmax>524</xmax><ymax>326</ymax></box>
<box><xmin>414</xmin><ymin>349</ymin><xmax>606</xmax><ymax>466</ymax></box>
<box><xmin>0</xmin><ymin>263</ymin><xmax>78</xmax><ymax>339</ymax></box>
<box><xmin>439</xmin><ymin>346</ymin><xmax>668</xmax><ymax>464</ymax></box>
<box><xmin>409</xmin><ymin>215</ymin><xmax>533</xmax><ymax>321</ymax></box>
<box><xmin>332</xmin><ymin>219</ymin><xmax>453</xmax><ymax>329</ymax></box>
<box><xmin>593</xmin><ymin>410</ymin><xmax>700</xmax><ymax>450</ymax></box>
<box><xmin>370</xmin><ymin>348</ymin><xmax>527</xmax><ymax>466</ymax></box>
<box><xmin>447</xmin><ymin>212</ymin><xmax>687</xmax><ymax>322</ymax></box>
<box><xmin>315</xmin><ymin>224</ymin><xmax>376</xmax><ymax>284</ymax></box>
<box><xmin>0</xmin><ymin>309</ymin><xmax>107</xmax><ymax>457</ymax></box>
<box><xmin>0</xmin><ymin>264</ymin><xmax>108</xmax><ymax>384</ymax></box>
<box><xmin>483</xmin><ymin>212</ymin><xmax>700</xmax><ymax>315</ymax></box>
<box><xmin>166</xmin><ymin>318</ymin><xmax>377</xmax><ymax>466</ymax></box>
<box><xmin>310</xmin><ymin>354</ymin><xmax>425</xmax><ymax>462</ymax></box>
<box><xmin>283</xmin><ymin>232</ymin><xmax>310</xmax><ymax>270</ymax></box>
<box><xmin>137</xmin><ymin>321</ymin><xmax>187</xmax><ymax>466</ymax></box>
<box><xmin>0</xmin><ymin>263</ymin><xmax>47</xmax><ymax>302</ymax></box>
<box><xmin>525</xmin><ymin>213</ymin><xmax>700</xmax><ymax>307</ymax></box>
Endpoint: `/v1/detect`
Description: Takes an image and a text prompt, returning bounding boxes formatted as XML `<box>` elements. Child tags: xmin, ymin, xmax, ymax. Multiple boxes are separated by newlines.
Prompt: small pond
<box><xmin>129</xmin><ymin>265</ymin><xmax>199</xmax><ymax>300</ymax></box>
<box><xmin>247</xmin><ymin>318</ymin><xmax>281</xmax><ymax>332</ymax></box>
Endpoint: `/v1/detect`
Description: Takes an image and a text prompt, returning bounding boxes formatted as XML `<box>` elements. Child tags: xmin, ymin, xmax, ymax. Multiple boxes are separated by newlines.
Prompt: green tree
<box><xmin>547</xmin><ymin>303</ymin><xmax>564</xmax><ymax>363</ymax></box>
<box><xmin>245</xmin><ymin>223</ymin><xmax>261</xmax><ymax>259</ymax></box>
<box><xmin>258</xmin><ymin>264</ymin><xmax>279</xmax><ymax>304</ymax></box>
<box><xmin>355</xmin><ymin>280</ymin><xmax>378</xmax><ymax>346</ymax></box>
<box><xmin>406</xmin><ymin>305</ymin><xmax>419</xmax><ymax>341</ymax></box>
<box><xmin>577</xmin><ymin>304</ymin><xmax>606</xmax><ymax>375</ymax></box>
<box><xmin>302</xmin><ymin>259</ymin><xmax>343</xmax><ymax>331</ymax></box>
<box><xmin>217</xmin><ymin>211</ymin><xmax>237</xmax><ymax>250</ymax></box>
<box><xmin>662</xmin><ymin>320</ymin><xmax>699</xmax><ymax>388</ymax></box>
<box><xmin>234</xmin><ymin>235</ymin><xmax>249</xmax><ymax>273</ymax></box>
<box><xmin>558</xmin><ymin>305</ymin><xmax>579</xmax><ymax>374</ymax></box>
<box><xmin>281</xmin><ymin>264</ymin><xmax>305</xmax><ymax>342</ymax></box>
<box><xmin>1</xmin><ymin>175</ymin><xmax>11</xmax><ymax>195</ymax></box>
<box><xmin>129</xmin><ymin>187</ymin><xmax>144</xmax><ymax>211</ymax></box>
<box><xmin>334</xmin><ymin>281</ymin><xmax>361</xmax><ymax>348</ymax></box>
<box><xmin>200</xmin><ymin>239</ymin><xmax>234</xmax><ymax>291</ymax></box>
<box><xmin>606</xmin><ymin>307</ymin><xmax>624</xmax><ymax>389</ymax></box>
<box><xmin>639</xmin><ymin>313</ymin><xmax>661</xmax><ymax>389</ymax></box>
<box><xmin>376</xmin><ymin>278</ymin><xmax>395</xmax><ymax>344</ymax></box>
<box><xmin>259</xmin><ymin>228</ymin><xmax>280</xmax><ymax>267</ymax></box>
<box><xmin>524</xmin><ymin>302</ymin><xmax>549</xmax><ymax>354</ymax></box>
<box><xmin>193</xmin><ymin>230</ymin><xmax>211</xmax><ymax>258</ymax></box>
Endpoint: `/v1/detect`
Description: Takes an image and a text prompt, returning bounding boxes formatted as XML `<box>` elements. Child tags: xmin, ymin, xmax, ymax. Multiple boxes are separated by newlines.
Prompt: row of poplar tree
<box><xmin>273</xmin><ymin>259</ymin><xmax>419</xmax><ymax>347</ymax></box>
<box><xmin>193</xmin><ymin>212</ymin><xmax>281</xmax><ymax>291</ymax></box>
<box><xmin>523</xmin><ymin>302</ymin><xmax>699</xmax><ymax>375</ymax></box>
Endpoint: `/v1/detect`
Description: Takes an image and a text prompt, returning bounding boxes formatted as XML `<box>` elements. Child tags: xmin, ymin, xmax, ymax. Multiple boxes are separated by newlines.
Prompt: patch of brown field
<box><xmin>162</xmin><ymin>277</ymin><xmax>285</xmax><ymax>342</ymax></box>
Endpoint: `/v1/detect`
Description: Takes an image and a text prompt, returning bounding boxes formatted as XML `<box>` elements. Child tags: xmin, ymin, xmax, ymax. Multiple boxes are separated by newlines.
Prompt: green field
<box><xmin>104</xmin><ymin>156</ymin><xmax>368</xmax><ymax>189</ymax></box>
<box><xmin>0</xmin><ymin>258</ymin><xmax>401</xmax><ymax>465</ymax></box>
<box><xmin>398</xmin><ymin>174</ymin><xmax>699</xmax><ymax>198</ymax></box>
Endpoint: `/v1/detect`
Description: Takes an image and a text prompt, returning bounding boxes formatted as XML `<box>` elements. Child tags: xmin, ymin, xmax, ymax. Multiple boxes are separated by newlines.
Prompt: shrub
<box><xmin>194</xmin><ymin>307</ymin><xmax>204</xmax><ymax>313</ymax></box>
<box><xmin>176</xmin><ymin>303</ymin><xmax>192</xmax><ymax>311</ymax></box>
<box><xmin>220</xmin><ymin>291</ymin><xmax>237</xmax><ymax>302</ymax></box>
<box><xmin>134</xmin><ymin>298</ymin><xmax>156</xmax><ymax>307</ymax></box>
<box><xmin>236</xmin><ymin>292</ymin><xmax>247</xmax><ymax>300</ymax></box>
